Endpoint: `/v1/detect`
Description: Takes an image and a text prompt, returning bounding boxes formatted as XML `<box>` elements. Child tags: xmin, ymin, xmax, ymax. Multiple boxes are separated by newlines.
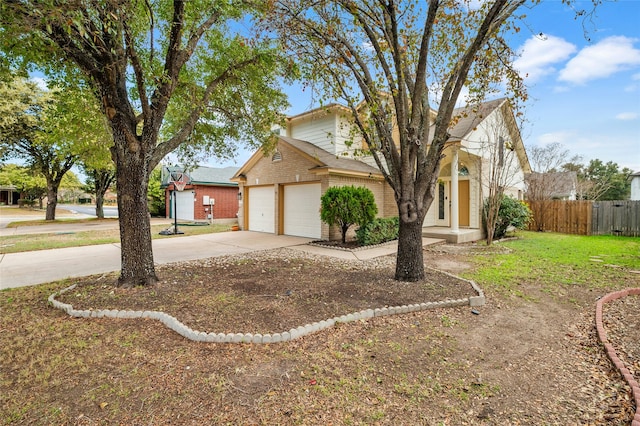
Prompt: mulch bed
<box><xmin>56</xmin><ymin>249</ymin><xmax>477</xmax><ymax>335</ymax></box>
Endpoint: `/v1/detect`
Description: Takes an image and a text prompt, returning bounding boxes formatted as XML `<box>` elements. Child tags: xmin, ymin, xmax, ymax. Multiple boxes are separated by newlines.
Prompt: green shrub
<box><xmin>356</xmin><ymin>216</ymin><xmax>399</xmax><ymax>246</ymax></box>
<box><xmin>485</xmin><ymin>196</ymin><xmax>532</xmax><ymax>240</ymax></box>
<box><xmin>320</xmin><ymin>185</ymin><xmax>378</xmax><ymax>243</ymax></box>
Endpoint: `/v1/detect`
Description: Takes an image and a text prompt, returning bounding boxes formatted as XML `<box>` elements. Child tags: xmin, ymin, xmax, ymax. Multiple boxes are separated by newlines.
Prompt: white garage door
<box><xmin>248</xmin><ymin>186</ymin><xmax>275</xmax><ymax>233</ymax></box>
<box><xmin>171</xmin><ymin>190</ymin><xmax>195</xmax><ymax>221</ymax></box>
<box><xmin>284</xmin><ymin>183</ymin><xmax>321</xmax><ymax>239</ymax></box>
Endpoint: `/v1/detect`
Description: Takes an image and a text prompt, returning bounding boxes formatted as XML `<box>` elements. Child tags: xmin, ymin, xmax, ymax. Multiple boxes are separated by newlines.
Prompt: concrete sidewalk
<box><xmin>0</xmin><ymin>218</ymin><xmax>172</xmax><ymax>236</ymax></box>
<box><xmin>0</xmin><ymin>229</ymin><xmax>444</xmax><ymax>290</ymax></box>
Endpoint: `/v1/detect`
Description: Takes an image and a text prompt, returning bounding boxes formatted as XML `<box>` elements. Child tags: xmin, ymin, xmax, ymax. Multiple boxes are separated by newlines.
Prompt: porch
<box><xmin>422</xmin><ymin>226</ymin><xmax>484</xmax><ymax>244</ymax></box>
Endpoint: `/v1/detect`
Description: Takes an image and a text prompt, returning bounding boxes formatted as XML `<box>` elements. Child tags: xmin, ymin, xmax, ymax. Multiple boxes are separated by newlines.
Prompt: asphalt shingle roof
<box><xmin>279</xmin><ymin>136</ymin><xmax>382</xmax><ymax>175</ymax></box>
<box><xmin>163</xmin><ymin>165</ymin><xmax>238</xmax><ymax>186</ymax></box>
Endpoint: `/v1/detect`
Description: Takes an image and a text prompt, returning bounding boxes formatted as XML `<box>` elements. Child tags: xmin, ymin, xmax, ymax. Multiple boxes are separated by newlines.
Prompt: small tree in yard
<box><xmin>320</xmin><ymin>186</ymin><xmax>377</xmax><ymax>244</ymax></box>
<box><xmin>484</xmin><ymin>195</ymin><xmax>531</xmax><ymax>241</ymax></box>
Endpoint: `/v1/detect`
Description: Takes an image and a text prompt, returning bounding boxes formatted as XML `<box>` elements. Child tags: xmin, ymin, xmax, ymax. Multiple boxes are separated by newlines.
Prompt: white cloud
<box><xmin>626</xmin><ymin>73</ymin><xmax>640</xmax><ymax>92</ymax></box>
<box><xmin>465</xmin><ymin>0</ymin><xmax>484</xmax><ymax>10</ymax></box>
<box><xmin>558</xmin><ymin>36</ymin><xmax>640</xmax><ymax>85</ymax></box>
<box><xmin>537</xmin><ymin>131</ymin><xmax>573</xmax><ymax>146</ymax></box>
<box><xmin>514</xmin><ymin>35</ymin><xmax>577</xmax><ymax>83</ymax></box>
<box><xmin>30</xmin><ymin>77</ymin><xmax>48</xmax><ymax>91</ymax></box>
<box><xmin>615</xmin><ymin>112</ymin><xmax>638</xmax><ymax>121</ymax></box>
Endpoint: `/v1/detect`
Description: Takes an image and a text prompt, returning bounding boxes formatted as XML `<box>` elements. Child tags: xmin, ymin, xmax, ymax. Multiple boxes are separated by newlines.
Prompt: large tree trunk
<box><xmin>113</xmin><ymin>129</ymin><xmax>158</xmax><ymax>287</ymax></box>
<box><xmin>116</xmin><ymin>157</ymin><xmax>157</xmax><ymax>287</ymax></box>
<box><xmin>95</xmin><ymin>194</ymin><xmax>105</xmax><ymax>219</ymax></box>
<box><xmin>45</xmin><ymin>184</ymin><xmax>58</xmax><ymax>220</ymax></box>
<box><xmin>395</xmin><ymin>216</ymin><xmax>426</xmax><ymax>282</ymax></box>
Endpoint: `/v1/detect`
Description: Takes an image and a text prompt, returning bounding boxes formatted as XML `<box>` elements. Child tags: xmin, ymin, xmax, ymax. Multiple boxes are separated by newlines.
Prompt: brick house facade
<box><xmin>163</xmin><ymin>166</ymin><xmax>239</xmax><ymax>222</ymax></box>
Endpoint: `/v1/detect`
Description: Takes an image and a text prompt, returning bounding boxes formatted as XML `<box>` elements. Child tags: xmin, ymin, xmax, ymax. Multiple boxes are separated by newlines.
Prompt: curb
<box><xmin>595</xmin><ymin>288</ymin><xmax>640</xmax><ymax>425</ymax></box>
<box><xmin>48</xmin><ymin>277</ymin><xmax>486</xmax><ymax>344</ymax></box>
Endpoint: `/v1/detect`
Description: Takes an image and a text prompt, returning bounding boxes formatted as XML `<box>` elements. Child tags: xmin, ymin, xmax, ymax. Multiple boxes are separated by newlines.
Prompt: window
<box><xmin>272</xmin><ymin>150</ymin><xmax>282</xmax><ymax>162</ymax></box>
<box><xmin>438</xmin><ymin>181</ymin><xmax>446</xmax><ymax>220</ymax></box>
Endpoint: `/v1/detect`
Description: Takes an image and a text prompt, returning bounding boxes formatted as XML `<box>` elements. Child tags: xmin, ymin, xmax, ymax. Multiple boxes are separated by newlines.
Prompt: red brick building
<box><xmin>163</xmin><ymin>166</ymin><xmax>239</xmax><ymax>222</ymax></box>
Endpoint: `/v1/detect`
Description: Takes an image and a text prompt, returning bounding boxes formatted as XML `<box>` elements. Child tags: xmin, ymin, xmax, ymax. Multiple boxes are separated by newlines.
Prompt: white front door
<box><xmin>248</xmin><ymin>186</ymin><xmax>275</xmax><ymax>233</ymax></box>
<box><xmin>283</xmin><ymin>183</ymin><xmax>321</xmax><ymax>239</ymax></box>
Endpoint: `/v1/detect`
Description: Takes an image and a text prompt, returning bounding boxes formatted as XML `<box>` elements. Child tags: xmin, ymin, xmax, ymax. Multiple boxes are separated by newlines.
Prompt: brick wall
<box><xmin>165</xmin><ymin>184</ymin><xmax>238</xmax><ymax>220</ymax></box>
<box><xmin>239</xmin><ymin>141</ymin><xmax>324</xmax><ymax>234</ymax></box>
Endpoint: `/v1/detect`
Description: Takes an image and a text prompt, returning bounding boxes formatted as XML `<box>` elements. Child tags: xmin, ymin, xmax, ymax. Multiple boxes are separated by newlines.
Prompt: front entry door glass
<box><xmin>438</xmin><ymin>181</ymin><xmax>446</xmax><ymax>220</ymax></box>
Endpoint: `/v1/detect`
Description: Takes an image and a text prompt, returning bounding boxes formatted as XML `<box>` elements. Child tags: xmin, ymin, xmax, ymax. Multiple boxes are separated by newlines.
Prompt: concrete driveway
<box><xmin>0</xmin><ymin>231</ymin><xmax>315</xmax><ymax>290</ymax></box>
<box><xmin>0</xmin><ymin>223</ymin><xmax>443</xmax><ymax>290</ymax></box>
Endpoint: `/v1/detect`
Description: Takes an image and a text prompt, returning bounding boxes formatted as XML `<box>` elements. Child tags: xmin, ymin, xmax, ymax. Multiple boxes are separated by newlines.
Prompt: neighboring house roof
<box><xmin>525</xmin><ymin>171</ymin><xmax>577</xmax><ymax>198</ymax></box>
<box><xmin>162</xmin><ymin>165</ymin><xmax>239</xmax><ymax>187</ymax></box>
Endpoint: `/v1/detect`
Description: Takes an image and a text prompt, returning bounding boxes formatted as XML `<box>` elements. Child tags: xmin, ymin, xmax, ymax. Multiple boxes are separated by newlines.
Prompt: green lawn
<box><xmin>464</xmin><ymin>231</ymin><xmax>640</xmax><ymax>295</ymax></box>
<box><xmin>0</xmin><ymin>223</ymin><xmax>232</xmax><ymax>254</ymax></box>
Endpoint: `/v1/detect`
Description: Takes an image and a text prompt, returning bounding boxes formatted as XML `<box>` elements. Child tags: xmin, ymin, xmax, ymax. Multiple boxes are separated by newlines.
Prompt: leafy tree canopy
<box><xmin>1</xmin><ymin>0</ymin><xmax>293</xmax><ymax>285</ymax></box>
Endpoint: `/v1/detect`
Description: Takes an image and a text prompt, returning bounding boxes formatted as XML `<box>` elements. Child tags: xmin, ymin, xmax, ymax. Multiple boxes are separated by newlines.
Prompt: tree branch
<box><xmin>149</xmin><ymin>54</ymin><xmax>264</xmax><ymax>169</ymax></box>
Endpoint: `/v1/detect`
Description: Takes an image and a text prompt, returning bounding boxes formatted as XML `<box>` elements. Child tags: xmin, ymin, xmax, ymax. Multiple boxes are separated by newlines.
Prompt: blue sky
<box><xmin>212</xmin><ymin>0</ymin><xmax>640</xmax><ymax>173</ymax></box>
<box><xmin>508</xmin><ymin>0</ymin><xmax>640</xmax><ymax>172</ymax></box>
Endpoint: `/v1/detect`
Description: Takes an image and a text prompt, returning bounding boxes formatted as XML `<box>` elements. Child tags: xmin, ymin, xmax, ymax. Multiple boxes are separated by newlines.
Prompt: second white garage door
<box><xmin>248</xmin><ymin>186</ymin><xmax>275</xmax><ymax>233</ymax></box>
<box><xmin>283</xmin><ymin>183</ymin><xmax>321</xmax><ymax>239</ymax></box>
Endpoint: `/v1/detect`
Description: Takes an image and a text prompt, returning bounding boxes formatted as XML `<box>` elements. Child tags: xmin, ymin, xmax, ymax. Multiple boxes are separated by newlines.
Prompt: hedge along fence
<box><xmin>527</xmin><ymin>200</ymin><xmax>640</xmax><ymax>237</ymax></box>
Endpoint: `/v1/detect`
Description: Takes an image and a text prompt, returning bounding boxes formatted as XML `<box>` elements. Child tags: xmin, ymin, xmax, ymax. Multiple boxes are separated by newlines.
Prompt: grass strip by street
<box><xmin>0</xmin><ymin>223</ymin><xmax>232</xmax><ymax>254</ymax></box>
<box><xmin>463</xmin><ymin>231</ymin><xmax>640</xmax><ymax>295</ymax></box>
<box><xmin>4</xmin><ymin>217</ymin><xmax>114</xmax><ymax>227</ymax></box>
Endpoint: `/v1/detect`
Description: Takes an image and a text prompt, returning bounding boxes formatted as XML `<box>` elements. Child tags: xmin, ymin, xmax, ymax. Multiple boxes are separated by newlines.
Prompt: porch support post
<box><xmin>450</xmin><ymin>147</ymin><xmax>460</xmax><ymax>234</ymax></box>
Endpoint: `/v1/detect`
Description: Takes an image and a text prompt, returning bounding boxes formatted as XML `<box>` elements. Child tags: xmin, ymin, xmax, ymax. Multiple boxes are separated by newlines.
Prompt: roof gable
<box><xmin>163</xmin><ymin>165</ymin><xmax>238</xmax><ymax>187</ymax></box>
<box><xmin>232</xmin><ymin>136</ymin><xmax>382</xmax><ymax>180</ymax></box>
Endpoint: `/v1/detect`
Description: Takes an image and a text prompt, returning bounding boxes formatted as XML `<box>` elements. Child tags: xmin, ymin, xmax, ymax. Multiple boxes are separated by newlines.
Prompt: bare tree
<box><xmin>468</xmin><ymin>102</ymin><xmax>527</xmax><ymax>244</ymax></box>
<box><xmin>525</xmin><ymin>142</ymin><xmax>575</xmax><ymax>231</ymax></box>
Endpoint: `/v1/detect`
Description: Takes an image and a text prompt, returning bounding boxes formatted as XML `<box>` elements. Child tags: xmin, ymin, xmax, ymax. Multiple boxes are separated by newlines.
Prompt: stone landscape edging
<box><xmin>307</xmin><ymin>239</ymin><xmax>398</xmax><ymax>252</ymax></box>
<box><xmin>595</xmin><ymin>287</ymin><xmax>640</xmax><ymax>426</ymax></box>
<box><xmin>48</xmin><ymin>276</ymin><xmax>485</xmax><ymax>344</ymax></box>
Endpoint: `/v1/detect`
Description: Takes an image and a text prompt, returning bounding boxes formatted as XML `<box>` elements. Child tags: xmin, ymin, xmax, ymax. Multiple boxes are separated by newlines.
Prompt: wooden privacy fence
<box><xmin>527</xmin><ymin>200</ymin><xmax>640</xmax><ymax>237</ymax></box>
<box><xmin>592</xmin><ymin>201</ymin><xmax>640</xmax><ymax>237</ymax></box>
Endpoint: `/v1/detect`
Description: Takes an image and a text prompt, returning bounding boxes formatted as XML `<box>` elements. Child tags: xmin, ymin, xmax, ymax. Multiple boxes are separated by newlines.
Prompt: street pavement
<box><xmin>0</xmin><ymin>216</ymin><xmax>443</xmax><ymax>290</ymax></box>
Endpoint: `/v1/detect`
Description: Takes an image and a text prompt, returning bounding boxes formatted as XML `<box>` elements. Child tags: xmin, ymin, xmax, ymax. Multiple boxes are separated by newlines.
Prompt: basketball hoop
<box><xmin>170</xmin><ymin>171</ymin><xmax>189</xmax><ymax>191</ymax></box>
<box><xmin>159</xmin><ymin>168</ymin><xmax>191</xmax><ymax>236</ymax></box>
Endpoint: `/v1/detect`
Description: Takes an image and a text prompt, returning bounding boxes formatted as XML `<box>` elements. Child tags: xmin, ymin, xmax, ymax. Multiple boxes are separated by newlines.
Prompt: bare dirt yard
<box><xmin>1</xmin><ymin>243</ymin><xmax>638</xmax><ymax>425</ymax></box>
